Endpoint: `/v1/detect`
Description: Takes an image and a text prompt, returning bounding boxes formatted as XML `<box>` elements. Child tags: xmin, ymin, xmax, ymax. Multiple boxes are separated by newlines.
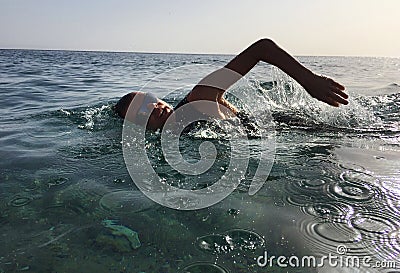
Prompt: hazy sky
<box><xmin>0</xmin><ymin>0</ymin><xmax>399</xmax><ymax>57</ymax></box>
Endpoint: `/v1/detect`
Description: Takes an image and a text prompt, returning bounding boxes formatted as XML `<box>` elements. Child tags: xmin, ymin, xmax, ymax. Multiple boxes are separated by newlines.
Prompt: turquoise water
<box><xmin>0</xmin><ymin>50</ymin><xmax>399</xmax><ymax>272</ymax></box>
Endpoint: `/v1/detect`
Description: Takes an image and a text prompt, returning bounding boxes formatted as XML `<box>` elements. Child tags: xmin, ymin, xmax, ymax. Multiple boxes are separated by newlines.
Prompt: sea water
<box><xmin>0</xmin><ymin>49</ymin><xmax>399</xmax><ymax>272</ymax></box>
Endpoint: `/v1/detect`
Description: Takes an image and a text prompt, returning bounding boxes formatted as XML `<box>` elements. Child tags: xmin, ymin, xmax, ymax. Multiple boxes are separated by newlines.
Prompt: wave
<box><xmin>35</xmin><ymin>102</ymin><xmax>121</xmax><ymax>132</ymax></box>
<box><xmin>247</xmin><ymin>68</ymin><xmax>400</xmax><ymax>134</ymax></box>
<box><xmin>361</xmin><ymin>82</ymin><xmax>400</xmax><ymax>97</ymax></box>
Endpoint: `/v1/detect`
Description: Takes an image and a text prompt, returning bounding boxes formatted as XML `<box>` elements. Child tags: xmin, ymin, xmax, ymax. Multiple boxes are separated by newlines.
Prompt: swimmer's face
<box><xmin>122</xmin><ymin>92</ymin><xmax>173</xmax><ymax>130</ymax></box>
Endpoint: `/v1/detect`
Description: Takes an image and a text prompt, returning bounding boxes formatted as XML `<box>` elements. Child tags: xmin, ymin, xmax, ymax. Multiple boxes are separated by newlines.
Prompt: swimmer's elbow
<box><xmin>257</xmin><ymin>38</ymin><xmax>277</xmax><ymax>48</ymax></box>
<box><xmin>254</xmin><ymin>38</ymin><xmax>280</xmax><ymax>64</ymax></box>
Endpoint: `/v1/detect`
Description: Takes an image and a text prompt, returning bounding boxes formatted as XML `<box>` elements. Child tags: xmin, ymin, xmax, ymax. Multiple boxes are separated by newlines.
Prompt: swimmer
<box><xmin>115</xmin><ymin>38</ymin><xmax>348</xmax><ymax>131</ymax></box>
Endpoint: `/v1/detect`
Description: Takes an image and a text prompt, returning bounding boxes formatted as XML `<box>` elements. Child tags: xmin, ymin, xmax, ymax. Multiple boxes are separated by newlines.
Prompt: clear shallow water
<box><xmin>0</xmin><ymin>49</ymin><xmax>399</xmax><ymax>272</ymax></box>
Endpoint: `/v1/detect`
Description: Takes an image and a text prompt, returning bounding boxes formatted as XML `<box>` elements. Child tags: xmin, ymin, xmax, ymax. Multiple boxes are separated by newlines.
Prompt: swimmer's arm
<box><xmin>226</xmin><ymin>38</ymin><xmax>348</xmax><ymax>107</ymax></box>
<box><xmin>190</xmin><ymin>38</ymin><xmax>348</xmax><ymax>107</ymax></box>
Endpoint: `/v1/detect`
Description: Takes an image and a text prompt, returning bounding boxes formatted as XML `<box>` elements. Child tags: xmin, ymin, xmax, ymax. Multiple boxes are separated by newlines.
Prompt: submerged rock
<box><xmin>96</xmin><ymin>233</ymin><xmax>133</xmax><ymax>253</ymax></box>
<box><xmin>98</xmin><ymin>219</ymin><xmax>141</xmax><ymax>252</ymax></box>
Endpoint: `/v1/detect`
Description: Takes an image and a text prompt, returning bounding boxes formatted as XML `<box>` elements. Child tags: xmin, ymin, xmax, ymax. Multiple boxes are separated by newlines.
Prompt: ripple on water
<box><xmin>196</xmin><ymin>229</ymin><xmax>265</xmax><ymax>255</ymax></box>
<box><xmin>300</xmin><ymin>219</ymin><xmax>366</xmax><ymax>256</ymax></box>
<box><xmin>350</xmin><ymin>212</ymin><xmax>397</xmax><ymax>235</ymax></box>
<box><xmin>302</xmin><ymin>202</ymin><xmax>355</xmax><ymax>223</ymax></box>
<box><xmin>327</xmin><ymin>177</ymin><xmax>385</xmax><ymax>209</ymax></box>
<box><xmin>360</xmin><ymin>230</ymin><xmax>400</xmax><ymax>262</ymax></box>
<box><xmin>340</xmin><ymin>169</ymin><xmax>379</xmax><ymax>187</ymax></box>
<box><xmin>386</xmin><ymin>193</ymin><xmax>400</xmax><ymax>215</ymax></box>
<box><xmin>8</xmin><ymin>194</ymin><xmax>33</xmax><ymax>207</ymax></box>
<box><xmin>58</xmin><ymin>159</ymin><xmax>81</xmax><ymax>175</ymax></box>
<box><xmin>34</xmin><ymin>162</ymin><xmax>80</xmax><ymax>183</ymax></box>
<box><xmin>180</xmin><ymin>262</ymin><xmax>228</xmax><ymax>273</ymax></box>
<box><xmin>329</xmin><ymin>182</ymin><xmax>374</xmax><ymax>202</ymax></box>
<box><xmin>338</xmin><ymin>161</ymin><xmax>366</xmax><ymax>173</ymax></box>
<box><xmin>303</xmin><ymin>178</ymin><xmax>327</xmax><ymax>187</ymax></box>
<box><xmin>381</xmin><ymin>179</ymin><xmax>400</xmax><ymax>215</ymax></box>
<box><xmin>285</xmin><ymin>176</ymin><xmax>333</xmax><ymax>207</ymax></box>
<box><xmin>225</xmin><ymin>229</ymin><xmax>265</xmax><ymax>251</ymax></box>
<box><xmin>285</xmin><ymin>163</ymin><xmax>330</xmax><ymax>180</ymax></box>
<box><xmin>388</xmin><ymin>230</ymin><xmax>400</xmax><ymax>255</ymax></box>
<box><xmin>196</xmin><ymin>234</ymin><xmax>234</xmax><ymax>254</ymax></box>
<box><xmin>99</xmin><ymin>190</ymin><xmax>155</xmax><ymax>213</ymax></box>
<box><xmin>47</xmin><ymin>177</ymin><xmax>69</xmax><ymax>188</ymax></box>
<box><xmin>44</xmin><ymin>203</ymin><xmax>86</xmax><ymax>219</ymax></box>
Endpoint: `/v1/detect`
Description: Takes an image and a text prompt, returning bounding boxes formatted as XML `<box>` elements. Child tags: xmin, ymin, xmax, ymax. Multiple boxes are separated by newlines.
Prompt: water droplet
<box><xmin>227</xmin><ymin>208</ymin><xmax>240</xmax><ymax>216</ymax></box>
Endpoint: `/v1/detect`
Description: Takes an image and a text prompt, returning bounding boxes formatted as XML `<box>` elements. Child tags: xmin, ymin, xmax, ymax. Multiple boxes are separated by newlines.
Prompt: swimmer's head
<box><xmin>115</xmin><ymin>92</ymin><xmax>173</xmax><ymax>130</ymax></box>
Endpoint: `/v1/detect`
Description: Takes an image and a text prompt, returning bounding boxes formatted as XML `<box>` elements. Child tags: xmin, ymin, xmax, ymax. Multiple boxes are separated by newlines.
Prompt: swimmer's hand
<box><xmin>303</xmin><ymin>74</ymin><xmax>348</xmax><ymax>107</ymax></box>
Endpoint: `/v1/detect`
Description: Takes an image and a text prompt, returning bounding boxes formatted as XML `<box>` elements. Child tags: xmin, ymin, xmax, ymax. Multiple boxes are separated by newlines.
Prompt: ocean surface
<box><xmin>0</xmin><ymin>49</ymin><xmax>399</xmax><ymax>273</ymax></box>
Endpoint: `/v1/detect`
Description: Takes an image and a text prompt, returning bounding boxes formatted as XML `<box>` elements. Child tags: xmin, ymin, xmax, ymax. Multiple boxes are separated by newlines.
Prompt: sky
<box><xmin>0</xmin><ymin>0</ymin><xmax>399</xmax><ymax>57</ymax></box>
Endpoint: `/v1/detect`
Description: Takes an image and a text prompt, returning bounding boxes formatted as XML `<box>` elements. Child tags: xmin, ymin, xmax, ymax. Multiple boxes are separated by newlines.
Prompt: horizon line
<box><xmin>0</xmin><ymin>47</ymin><xmax>398</xmax><ymax>59</ymax></box>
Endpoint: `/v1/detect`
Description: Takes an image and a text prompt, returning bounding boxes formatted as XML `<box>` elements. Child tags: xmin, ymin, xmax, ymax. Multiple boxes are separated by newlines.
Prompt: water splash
<box><xmin>253</xmin><ymin>67</ymin><xmax>392</xmax><ymax>132</ymax></box>
<box><xmin>77</xmin><ymin>104</ymin><xmax>113</xmax><ymax>130</ymax></box>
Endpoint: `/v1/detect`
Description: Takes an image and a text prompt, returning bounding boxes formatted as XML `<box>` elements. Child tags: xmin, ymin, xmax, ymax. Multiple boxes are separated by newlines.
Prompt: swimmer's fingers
<box><xmin>326</xmin><ymin>77</ymin><xmax>348</xmax><ymax>105</ymax></box>
<box><xmin>323</xmin><ymin>97</ymin><xmax>340</xmax><ymax>107</ymax></box>
<box><xmin>328</xmin><ymin>78</ymin><xmax>346</xmax><ymax>91</ymax></box>
<box><xmin>328</xmin><ymin>78</ymin><xmax>348</xmax><ymax>100</ymax></box>
<box><xmin>305</xmin><ymin>74</ymin><xmax>348</xmax><ymax>107</ymax></box>
<box><xmin>331</xmin><ymin>87</ymin><xmax>349</xmax><ymax>100</ymax></box>
<box><xmin>329</xmin><ymin>91</ymin><xmax>348</xmax><ymax>106</ymax></box>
